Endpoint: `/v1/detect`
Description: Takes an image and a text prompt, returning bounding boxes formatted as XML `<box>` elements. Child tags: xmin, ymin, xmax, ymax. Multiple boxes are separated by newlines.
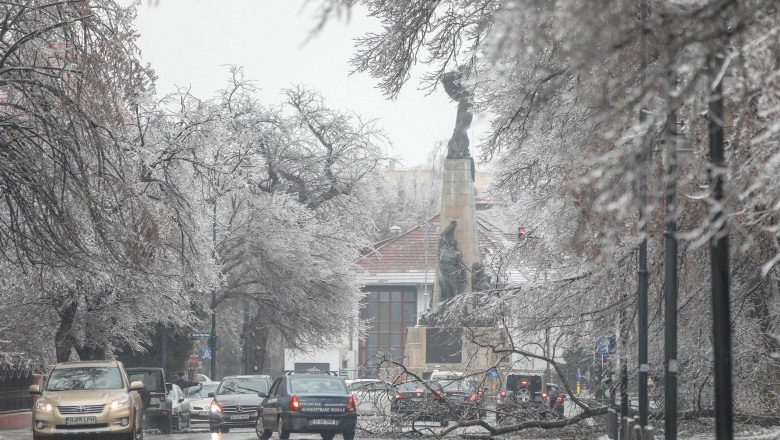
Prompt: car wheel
<box><xmin>210</xmin><ymin>425</ymin><xmax>219</xmax><ymax>433</ymax></box>
<box><xmin>517</xmin><ymin>389</ymin><xmax>531</xmax><ymax>402</ymax></box>
<box><xmin>343</xmin><ymin>430</ymin><xmax>355</xmax><ymax>440</ymax></box>
<box><xmin>278</xmin><ymin>417</ymin><xmax>290</xmax><ymax>440</ymax></box>
<box><xmin>321</xmin><ymin>434</ymin><xmax>336</xmax><ymax>440</ymax></box>
<box><xmin>256</xmin><ymin>416</ymin><xmax>272</xmax><ymax>439</ymax></box>
<box><xmin>220</xmin><ymin>426</ymin><xmax>230</xmax><ymax>433</ymax></box>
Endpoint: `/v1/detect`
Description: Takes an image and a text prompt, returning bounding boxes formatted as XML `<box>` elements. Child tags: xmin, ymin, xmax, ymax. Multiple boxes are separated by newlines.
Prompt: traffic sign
<box><xmin>202</xmin><ymin>347</ymin><xmax>212</xmax><ymax>360</ymax></box>
<box><xmin>187</xmin><ymin>331</ymin><xmax>212</xmax><ymax>338</ymax></box>
<box><xmin>596</xmin><ymin>337</ymin><xmax>611</xmax><ymax>355</ymax></box>
<box><xmin>487</xmin><ymin>367</ymin><xmax>499</xmax><ymax>380</ymax></box>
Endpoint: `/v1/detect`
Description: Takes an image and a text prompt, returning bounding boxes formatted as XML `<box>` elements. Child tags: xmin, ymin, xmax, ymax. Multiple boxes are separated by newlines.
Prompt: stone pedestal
<box><xmin>403</xmin><ymin>326</ymin><xmax>508</xmax><ymax>378</ymax></box>
<box><xmin>431</xmin><ymin>159</ymin><xmax>480</xmax><ymax>310</ymax></box>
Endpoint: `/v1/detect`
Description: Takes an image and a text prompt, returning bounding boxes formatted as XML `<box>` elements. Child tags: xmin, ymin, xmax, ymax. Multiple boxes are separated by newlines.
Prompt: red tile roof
<box><xmin>357</xmin><ymin>215</ymin><xmax>515</xmax><ymax>282</ymax></box>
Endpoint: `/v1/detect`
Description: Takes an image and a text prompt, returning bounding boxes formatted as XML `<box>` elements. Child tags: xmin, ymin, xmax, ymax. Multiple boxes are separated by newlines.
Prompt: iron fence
<box><xmin>0</xmin><ymin>363</ymin><xmax>34</xmax><ymax>412</ymax></box>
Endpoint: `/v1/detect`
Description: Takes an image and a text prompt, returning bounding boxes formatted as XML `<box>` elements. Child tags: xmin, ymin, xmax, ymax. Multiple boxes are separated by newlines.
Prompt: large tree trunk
<box><xmin>55</xmin><ymin>298</ymin><xmax>78</xmax><ymax>362</ymax></box>
<box><xmin>750</xmin><ymin>275</ymin><xmax>780</xmax><ymax>411</ymax></box>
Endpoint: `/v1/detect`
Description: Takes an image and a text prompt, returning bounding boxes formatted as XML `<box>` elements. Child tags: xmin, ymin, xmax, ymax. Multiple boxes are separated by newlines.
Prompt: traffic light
<box><xmin>518</xmin><ymin>227</ymin><xmax>525</xmax><ymax>240</ymax></box>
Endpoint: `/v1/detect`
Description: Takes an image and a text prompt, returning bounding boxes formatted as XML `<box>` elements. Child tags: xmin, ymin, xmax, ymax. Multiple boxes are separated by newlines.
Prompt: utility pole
<box><xmin>708</xmin><ymin>43</ymin><xmax>733</xmax><ymax>440</ymax></box>
<box><xmin>663</xmin><ymin>37</ymin><xmax>679</xmax><ymax>440</ymax></box>
<box><xmin>637</xmin><ymin>0</ymin><xmax>650</xmax><ymax>427</ymax></box>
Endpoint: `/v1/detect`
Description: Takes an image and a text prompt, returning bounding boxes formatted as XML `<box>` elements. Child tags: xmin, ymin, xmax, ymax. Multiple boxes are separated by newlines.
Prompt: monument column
<box><xmin>431</xmin><ymin>159</ymin><xmax>480</xmax><ymax>310</ymax></box>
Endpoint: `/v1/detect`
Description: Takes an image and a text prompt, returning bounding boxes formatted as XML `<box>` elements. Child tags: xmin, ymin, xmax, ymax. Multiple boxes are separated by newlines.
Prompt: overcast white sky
<box><xmin>130</xmin><ymin>0</ymin><xmax>488</xmax><ymax>168</ymax></box>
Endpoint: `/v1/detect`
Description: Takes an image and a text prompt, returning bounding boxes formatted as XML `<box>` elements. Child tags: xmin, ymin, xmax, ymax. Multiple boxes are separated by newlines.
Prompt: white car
<box><xmin>346</xmin><ymin>379</ymin><xmax>394</xmax><ymax>416</ymax></box>
<box><xmin>166</xmin><ymin>383</ymin><xmax>192</xmax><ymax>431</ymax></box>
<box><xmin>187</xmin><ymin>381</ymin><xmax>220</xmax><ymax>423</ymax></box>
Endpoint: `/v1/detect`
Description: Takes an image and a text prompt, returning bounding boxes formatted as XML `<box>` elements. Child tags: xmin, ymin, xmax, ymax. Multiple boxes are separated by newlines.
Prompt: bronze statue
<box><xmin>437</xmin><ymin>220</ymin><xmax>465</xmax><ymax>302</ymax></box>
<box><xmin>441</xmin><ymin>66</ymin><xmax>473</xmax><ymax>160</ymax></box>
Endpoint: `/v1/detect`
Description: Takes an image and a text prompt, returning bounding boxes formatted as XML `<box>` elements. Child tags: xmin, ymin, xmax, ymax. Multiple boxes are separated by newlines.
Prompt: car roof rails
<box><xmin>283</xmin><ymin>370</ymin><xmax>340</xmax><ymax>376</ymax></box>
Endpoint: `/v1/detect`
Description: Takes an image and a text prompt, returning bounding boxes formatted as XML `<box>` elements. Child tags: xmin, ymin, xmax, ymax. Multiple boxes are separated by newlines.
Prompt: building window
<box><xmin>360</xmin><ymin>288</ymin><xmax>416</xmax><ymax>370</ymax></box>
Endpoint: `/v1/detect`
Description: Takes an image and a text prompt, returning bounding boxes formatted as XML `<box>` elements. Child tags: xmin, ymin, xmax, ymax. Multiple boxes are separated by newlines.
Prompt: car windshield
<box><xmin>188</xmin><ymin>383</ymin><xmax>219</xmax><ymax>398</ymax></box>
<box><xmin>218</xmin><ymin>377</ymin><xmax>269</xmax><ymax>395</ymax></box>
<box><xmin>289</xmin><ymin>377</ymin><xmax>348</xmax><ymax>394</ymax></box>
<box><xmin>46</xmin><ymin>367</ymin><xmax>124</xmax><ymax>391</ymax></box>
<box><xmin>349</xmin><ymin>381</ymin><xmax>384</xmax><ymax>392</ymax></box>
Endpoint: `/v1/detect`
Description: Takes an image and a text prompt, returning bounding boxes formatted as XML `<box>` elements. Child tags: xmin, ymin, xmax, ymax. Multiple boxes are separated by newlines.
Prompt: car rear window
<box><xmin>218</xmin><ymin>377</ymin><xmax>270</xmax><ymax>395</ymax></box>
<box><xmin>128</xmin><ymin>371</ymin><xmax>164</xmax><ymax>393</ymax></box>
<box><xmin>396</xmin><ymin>381</ymin><xmax>437</xmax><ymax>393</ymax></box>
<box><xmin>437</xmin><ymin>379</ymin><xmax>473</xmax><ymax>391</ymax></box>
<box><xmin>47</xmin><ymin>367</ymin><xmax>124</xmax><ymax>391</ymax></box>
<box><xmin>289</xmin><ymin>377</ymin><xmax>348</xmax><ymax>394</ymax></box>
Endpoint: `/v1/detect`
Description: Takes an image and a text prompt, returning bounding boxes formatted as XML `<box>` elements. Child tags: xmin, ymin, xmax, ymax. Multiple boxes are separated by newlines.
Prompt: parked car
<box><xmin>435</xmin><ymin>377</ymin><xmax>485</xmax><ymax>420</ymax></box>
<box><xmin>187</xmin><ymin>381</ymin><xmax>220</xmax><ymax>423</ymax></box>
<box><xmin>166</xmin><ymin>382</ymin><xmax>192</xmax><ymax>431</ymax></box>
<box><xmin>390</xmin><ymin>380</ymin><xmax>448</xmax><ymax>426</ymax></box>
<box><xmin>209</xmin><ymin>374</ymin><xmax>273</xmax><ymax>434</ymax></box>
<box><xmin>29</xmin><ymin>360</ymin><xmax>144</xmax><ymax>440</ymax></box>
<box><xmin>257</xmin><ymin>371</ymin><xmax>357</xmax><ymax>440</ymax></box>
<box><xmin>126</xmin><ymin>367</ymin><xmax>174</xmax><ymax>433</ymax></box>
<box><xmin>198</xmin><ymin>374</ymin><xmax>211</xmax><ymax>382</ymax></box>
<box><xmin>346</xmin><ymin>379</ymin><xmax>393</xmax><ymax>416</ymax></box>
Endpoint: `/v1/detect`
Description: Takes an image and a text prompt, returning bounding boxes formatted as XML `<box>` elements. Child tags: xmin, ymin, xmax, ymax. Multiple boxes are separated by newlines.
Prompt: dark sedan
<box><xmin>209</xmin><ymin>374</ymin><xmax>272</xmax><ymax>433</ymax></box>
<box><xmin>436</xmin><ymin>378</ymin><xmax>485</xmax><ymax>420</ymax></box>
<box><xmin>390</xmin><ymin>380</ymin><xmax>448</xmax><ymax>426</ymax></box>
<box><xmin>256</xmin><ymin>372</ymin><xmax>357</xmax><ymax>440</ymax></box>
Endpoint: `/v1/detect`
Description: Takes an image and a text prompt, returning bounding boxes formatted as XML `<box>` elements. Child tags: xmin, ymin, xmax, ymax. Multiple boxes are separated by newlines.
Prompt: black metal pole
<box><xmin>620</xmin><ymin>292</ymin><xmax>629</xmax><ymax>426</ymax></box>
<box><xmin>708</xmin><ymin>49</ymin><xmax>733</xmax><ymax>440</ymax></box>
<box><xmin>663</xmin><ymin>79</ymin><xmax>678</xmax><ymax>440</ymax></box>
<box><xmin>161</xmin><ymin>325</ymin><xmax>167</xmax><ymax>376</ymax></box>
<box><xmin>637</xmin><ymin>0</ymin><xmax>650</xmax><ymax>428</ymax></box>
<box><xmin>211</xmin><ymin>199</ymin><xmax>217</xmax><ymax>378</ymax></box>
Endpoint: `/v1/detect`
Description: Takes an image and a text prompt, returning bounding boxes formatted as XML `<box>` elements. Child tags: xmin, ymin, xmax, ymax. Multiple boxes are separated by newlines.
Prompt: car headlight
<box><xmin>34</xmin><ymin>400</ymin><xmax>53</xmax><ymax>412</ymax></box>
<box><xmin>210</xmin><ymin>402</ymin><xmax>222</xmax><ymax>413</ymax></box>
<box><xmin>110</xmin><ymin>396</ymin><xmax>130</xmax><ymax>409</ymax></box>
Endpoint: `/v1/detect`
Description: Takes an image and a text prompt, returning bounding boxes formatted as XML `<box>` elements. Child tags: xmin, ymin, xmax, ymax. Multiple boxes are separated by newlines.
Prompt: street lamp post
<box><xmin>210</xmin><ymin>199</ymin><xmax>217</xmax><ymax>379</ymax></box>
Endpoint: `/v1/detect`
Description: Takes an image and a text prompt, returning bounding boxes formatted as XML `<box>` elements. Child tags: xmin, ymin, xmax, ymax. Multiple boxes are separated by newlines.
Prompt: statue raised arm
<box><xmin>441</xmin><ymin>66</ymin><xmax>473</xmax><ymax>160</ymax></box>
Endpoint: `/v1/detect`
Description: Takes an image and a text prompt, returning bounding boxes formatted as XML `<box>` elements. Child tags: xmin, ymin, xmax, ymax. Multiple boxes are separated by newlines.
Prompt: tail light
<box><xmin>347</xmin><ymin>396</ymin><xmax>356</xmax><ymax>412</ymax></box>
<box><xmin>468</xmin><ymin>394</ymin><xmax>477</xmax><ymax>401</ymax></box>
<box><xmin>478</xmin><ymin>390</ymin><xmax>483</xmax><ymax>396</ymax></box>
<box><xmin>289</xmin><ymin>395</ymin><xmax>300</xmax><ymax>411</ymax></box>
<box><xmin>394</xmin><ymin>393</ymin><xmax>409</xmax><ymax>400</ymax></box>
<box><xmin>541</xmin><ymin>392</ymin><xmax>548</xmax><ymax>398</ymax></box>
<box><xmin>500</xmin><ymin>391</ymin><xmax>506</xmax><ymax>397</ymax></box>
<box><xmin>433</xmin><ymin>394</ymin><xmax>442</xmax><ymax>400</ymax></box>
<box><xmin>520</xmin><ymin>380</ymin><xmax>528</xmax><ymax>386</ymax></box>
<box><xmin>556</xmin><ymin>396</ymin><xmax>563</xmax><ymax>403</ymax></box>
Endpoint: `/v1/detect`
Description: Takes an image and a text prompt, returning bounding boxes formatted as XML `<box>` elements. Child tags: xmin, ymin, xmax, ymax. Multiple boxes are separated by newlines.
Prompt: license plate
<box><xmin>230</xmin><ymin>414</ymin><xmax>251</xmax><ymax>420</ymax></box>
<box><xmin>312</xmin><ymin>419</ymin><xmax>337</xmax><ymax>425</ymax></box>
<box><xmin>66</xmin><ymin>416</ymin><xmax>97</xmax><ymax>425</ymax></box>
<box><xmin>197</xmin><ymin>411</ymin><xmax>209</xmax><ymax>416</ymax></box>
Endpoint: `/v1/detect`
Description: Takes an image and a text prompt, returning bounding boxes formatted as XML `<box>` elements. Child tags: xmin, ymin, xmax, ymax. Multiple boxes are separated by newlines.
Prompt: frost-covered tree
<box><xmin>139</xmin><ymin>69</ymin><xmax>389</xmax><ymax>371</ymax></box>
<box><xmin>317</xmin><ymin>0</ymin><xmax>780</xmax><ymax>430</ymax></box>
<box><xmin>0</xmin><ymin>0</ymin><xmax>205</xmax><ymax>363</ymax></box>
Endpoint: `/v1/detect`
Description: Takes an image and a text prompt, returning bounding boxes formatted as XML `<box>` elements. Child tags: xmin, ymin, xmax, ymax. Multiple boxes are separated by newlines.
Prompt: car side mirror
<box><xmin>561</xmin><ymin>394</ymin><xmax>568</xmax><ymax>399</ymax></box>
<box><xmin>257</xmin><ymin>391</ymin><xmax>267</xmax><ymax>398</ymax></box>
<box><xmin>208</xmin><ymin>392</ymin><xmax>215</xmax><ymax>397</ymax></box>
<box><xmin>130</xmin><ymin>381</ymin><xmax>144</xmax><ymax>391</ymax></box>
<box><xmin>179</xmin><ymin>397</ymin><xmax>185</xmax><ymax>403</ymax></box>
<box><xmin>29</xmin><ymin>385</ymin><xmax>40</xmax><ymax>394</ymax></box>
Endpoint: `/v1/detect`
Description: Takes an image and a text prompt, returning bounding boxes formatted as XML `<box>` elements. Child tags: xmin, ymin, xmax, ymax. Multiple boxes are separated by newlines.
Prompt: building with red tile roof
<box><xmin>354</xmin><ymin>214</ymin><xmax>518</xmax><ymax>370</ymax></box>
